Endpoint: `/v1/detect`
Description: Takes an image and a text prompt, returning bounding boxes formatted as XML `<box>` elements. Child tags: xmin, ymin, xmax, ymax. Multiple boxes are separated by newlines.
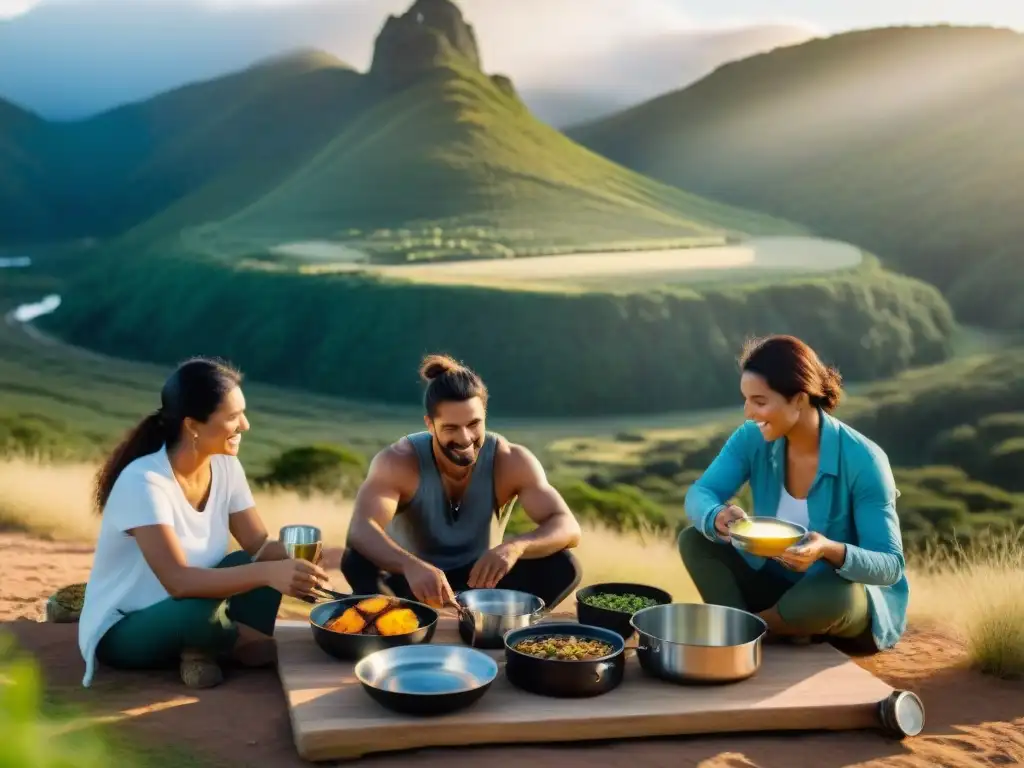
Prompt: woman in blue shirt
<box><xmin>681</xmin><ymin>335</ymin><xmax>908</xmax><ymax>651</ymax></box>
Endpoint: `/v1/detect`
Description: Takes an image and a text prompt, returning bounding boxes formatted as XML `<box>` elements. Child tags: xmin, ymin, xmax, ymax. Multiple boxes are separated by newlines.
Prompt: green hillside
<box><xmin>206</xmin><ymin>53</ymin><xmax>798</xmax><ymax>257</ymax></box>
<box><xmin>0</xmin><ymin>99</ymin><xmax>54</xmax><ymax>241</ymax></box>
<box><xmin>0</xmin><ymin>0</ymin><xmax>801</xmax><ymax>254</ymax></box>
<box><xmin>50</xmin><ymin>51</ymin><xmax>368</xmax><ymax>241</ymax></box>
<box><xmin>569</xmin><ymin>26</ymin><xmax>1024</xmax><ymax>329</ymax></box>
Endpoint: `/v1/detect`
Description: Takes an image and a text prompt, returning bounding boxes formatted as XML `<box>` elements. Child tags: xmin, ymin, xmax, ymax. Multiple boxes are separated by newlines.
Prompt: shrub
<box><xmin>257</xmin><ymin>443</ymin><xmax>367</xmax><ymax>497</ymax></box>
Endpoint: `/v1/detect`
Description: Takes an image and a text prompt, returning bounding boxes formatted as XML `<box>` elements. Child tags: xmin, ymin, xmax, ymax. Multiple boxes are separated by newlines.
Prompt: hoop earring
<box><xmin>191</xmin><ymin>433</ymin><xmax>198</xmax><ymax>454</ymax></box>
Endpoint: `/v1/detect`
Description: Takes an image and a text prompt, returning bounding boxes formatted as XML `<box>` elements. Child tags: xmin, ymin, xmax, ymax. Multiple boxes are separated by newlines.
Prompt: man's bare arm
<box><xmin>498</xmin><ymin>442</ymin><xmax>582</xmax><ymax>560</ymax></box>
<box><xmin>345</xmin><ymin>446</ymin><xmax>424</xmax><ymax>575</ymax></box>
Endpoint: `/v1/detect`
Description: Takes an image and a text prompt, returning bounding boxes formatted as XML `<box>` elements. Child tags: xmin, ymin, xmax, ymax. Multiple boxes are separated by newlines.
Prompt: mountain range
<box><xmin>0</xmin><ymin>0</ymin><xmax>795</xmax><ymax>251</ymax></box>
<box><xmin>1</xmin><ymin>0</ymin><xmax>1022</xmax><ymax>330</ymax></box>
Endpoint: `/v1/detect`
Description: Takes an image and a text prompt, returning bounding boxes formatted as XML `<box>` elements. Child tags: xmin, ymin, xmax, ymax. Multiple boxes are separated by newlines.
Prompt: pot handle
<box><xmin>594</xmin><ymin>660</ymin><xmax>615</xmax><ymax>683</ymax></box>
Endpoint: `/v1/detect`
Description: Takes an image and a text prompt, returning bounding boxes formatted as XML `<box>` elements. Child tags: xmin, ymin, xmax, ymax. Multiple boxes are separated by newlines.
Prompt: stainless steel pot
<box><xmin>455</xmin><ymin>588</ymin><xmax>546</xmax><ymax>649</ymax></box>
<box><xmin>629</xmin><ymin>603</ymin><xmax>767</xmax><ymax>684</ymax></box>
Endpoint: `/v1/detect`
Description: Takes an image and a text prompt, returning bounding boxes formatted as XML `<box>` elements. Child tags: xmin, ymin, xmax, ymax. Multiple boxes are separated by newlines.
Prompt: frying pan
<box><xmin>353</xmin><ymin>644</ymin><xmax>498</xmax><ymax>715</ymax></box>
<box><xmin>308</xmin><ymin>588</ymin><xmax>439</xmax><ymax>662</ymax></box>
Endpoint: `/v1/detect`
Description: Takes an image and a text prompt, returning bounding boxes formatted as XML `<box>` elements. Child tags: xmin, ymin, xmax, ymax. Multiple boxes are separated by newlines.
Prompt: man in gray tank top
<box><xmin>340</xmin><ymin>354</ymin><xmax>583</xmax><ymax>609</ymax></box>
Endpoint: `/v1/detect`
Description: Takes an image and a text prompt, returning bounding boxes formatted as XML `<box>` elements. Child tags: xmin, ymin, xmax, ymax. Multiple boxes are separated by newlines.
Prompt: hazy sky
<box><xmin>1</xmin><ymin>0</ymin><xmax>1022</xmax><ymax>29</ymax></box>
<box><xmin>1</xmin><ymin>0</ymin><xmax>1020</xmax><ymax>122</ymax></box>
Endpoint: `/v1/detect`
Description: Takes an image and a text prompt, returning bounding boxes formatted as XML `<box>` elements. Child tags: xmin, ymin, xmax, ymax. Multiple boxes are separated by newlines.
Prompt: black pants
<box><xmin>341</xmin><ymin>545</ymin><xmax>583</xmax><ymax>609</ymax></box>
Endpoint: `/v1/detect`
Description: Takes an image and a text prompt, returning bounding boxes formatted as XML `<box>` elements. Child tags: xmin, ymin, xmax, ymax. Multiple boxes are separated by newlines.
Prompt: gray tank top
<box><xmin>386</xmin><ymin>431</ymin><xmax>516</xmax><ymax>570</ymax></box>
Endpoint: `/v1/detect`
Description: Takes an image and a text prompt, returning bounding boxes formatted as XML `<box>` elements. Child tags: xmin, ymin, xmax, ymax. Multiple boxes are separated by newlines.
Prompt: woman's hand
<box><xmin>260</xmin><ymin>558</ymin><xmax>328</xmax><ymax>598</ymax></box>
<box><xmin>775</xmin><ymin>532</ymin><xmax>844</xmax><ymax>572</ymax></box>
<box><xmin>714</xmin><ymin>504</ymin><xmax>748</xmax><ymax>541</ymax></box>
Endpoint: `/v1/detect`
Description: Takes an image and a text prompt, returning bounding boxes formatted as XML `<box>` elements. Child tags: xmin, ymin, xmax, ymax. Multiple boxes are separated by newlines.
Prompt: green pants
<box><xmin>677</xmin><ymin>526</ymin><xmax>873</xmax><ymax>645</ymax></box>
<box><xmin>96</xmin><ymin>550</ymin><xmax>282</xmax><ymax>670</ymax></box>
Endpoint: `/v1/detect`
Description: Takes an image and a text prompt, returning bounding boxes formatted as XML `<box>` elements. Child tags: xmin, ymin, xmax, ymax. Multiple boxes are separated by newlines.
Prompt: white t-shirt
<box><xmin>78</xmin><ymin>445</ymin><xmax>256</xmax><ymax>687</ymax></box>
<box><xmin>776</xmin><ymin>484</ymin><xmax>810</xmax><ymax>529</ymax></box>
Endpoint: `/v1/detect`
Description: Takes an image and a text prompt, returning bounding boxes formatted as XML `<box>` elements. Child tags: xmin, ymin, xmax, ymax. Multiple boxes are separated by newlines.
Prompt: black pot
<box><xmin>309</xmin><ymin>594</ymin><xmax>439</xmax><ymax>662</ymax></box>
<box><xmin>575</xmin><ymin>582</ymin><xmax>673</xmax><ymax>639</ymax></box>
<box><xmin>503</xmin><ymin>622</ymin><xmax>626</xmax><ymax>698</ymax></box>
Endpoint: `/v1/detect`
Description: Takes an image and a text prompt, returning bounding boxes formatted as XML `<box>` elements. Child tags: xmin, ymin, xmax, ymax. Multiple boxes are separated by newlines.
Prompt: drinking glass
<box><xmin>279</xmin><ymin>524</ymin><xmax>323</xmax><ymax>564</ymax></box>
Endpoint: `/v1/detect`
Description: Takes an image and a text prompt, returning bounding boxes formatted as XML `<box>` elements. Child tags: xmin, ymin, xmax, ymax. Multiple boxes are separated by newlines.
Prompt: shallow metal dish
<box><xmin>727</xmin><ymin>516</ymin><xmax>807</xmax><ymax>558</ymax></box>
<box><xmin>354</xmin><ymin>644</ymin><xmax>498</xmax><ymax>716</ymax></box>
<box><xmin>630</xmin><ymin>602</ymin><xmax>768</xmax><ymax>684</ymax></box>
<box><xmin>455</xmin><ymin>588</ymin><xmax>546</xmax><ymax>649</ymax></box>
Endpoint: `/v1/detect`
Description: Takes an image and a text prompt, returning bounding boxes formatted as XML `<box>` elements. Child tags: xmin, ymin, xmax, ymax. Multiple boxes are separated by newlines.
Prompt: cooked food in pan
<box><xmin>325</xmin><ymin>596</ymin><xmax>421</xmax><ymax>636</ymax></box>
<box><xmin>511</xmin><ymin>634</ymin><xmax>615</xmax><ymax>661</ymax></box>
<box><xmin>581</xmin><ymin>592</ymin><xmax>660</xmax><ymax>613</ymax></box>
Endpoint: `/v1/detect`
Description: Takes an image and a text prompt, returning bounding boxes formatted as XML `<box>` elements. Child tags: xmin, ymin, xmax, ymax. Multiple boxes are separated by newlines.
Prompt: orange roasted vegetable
<box><xmin>326</xmin><ymin>606</ymin><xmax>367</xmax><ymax>634</ymax></box>
<box><xmin>355</xmin><ymin>596</ymin><xmax>394</xmax><ymax>614</ymax></box>
<box><xmin>324</xmin><ymin>595</ymin><xmax>421</xmax><ymax>636</ymax></box>
<box><xmin>374</xmin><ymin>607</ymin><xmax>419</xmax><ymax>636</ymax></box>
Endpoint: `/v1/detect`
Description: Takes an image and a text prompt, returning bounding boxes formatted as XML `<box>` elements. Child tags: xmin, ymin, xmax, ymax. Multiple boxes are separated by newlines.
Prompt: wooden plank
<box><xmin>276</xmin><ymin>617</ymin><xmax>894</xmax><ymax>762</ymax></box>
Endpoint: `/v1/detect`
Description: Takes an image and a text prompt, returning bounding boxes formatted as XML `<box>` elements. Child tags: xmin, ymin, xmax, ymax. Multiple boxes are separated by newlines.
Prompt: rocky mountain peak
<box><xmin>369</xmin><ymin>0</ymin><xmax>482</xmax><ymax>89</ymax></box>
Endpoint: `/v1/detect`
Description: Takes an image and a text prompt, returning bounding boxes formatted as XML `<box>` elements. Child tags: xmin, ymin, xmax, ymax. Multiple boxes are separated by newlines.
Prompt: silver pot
<box><xmin>629</xmin><ymin>603</ymin><xmax>767</xmax><ymax>684</ymax></box>
<box><xmin>455</xmin><ymin>589</ymin><xmax>546</xmax><ymax>649</ymax></box>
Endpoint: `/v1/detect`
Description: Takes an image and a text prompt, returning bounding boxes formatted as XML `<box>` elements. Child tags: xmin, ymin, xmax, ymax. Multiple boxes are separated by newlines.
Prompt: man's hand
<box><xmin>468</xmin><ymin>542</ymin><xmax>523</xmax><ymax>589</ymax></box>
<box><xmin>402</xmin><ymin>558</ymin><xmax>457</xmax><ymax>608</ymax></box>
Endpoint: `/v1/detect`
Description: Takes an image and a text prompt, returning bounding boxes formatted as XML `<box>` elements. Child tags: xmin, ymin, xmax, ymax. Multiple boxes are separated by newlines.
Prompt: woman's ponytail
<box><xmin>94</xmin><ymin>411</ymin><xmax>171</xmax><ymax>513</ymax></box>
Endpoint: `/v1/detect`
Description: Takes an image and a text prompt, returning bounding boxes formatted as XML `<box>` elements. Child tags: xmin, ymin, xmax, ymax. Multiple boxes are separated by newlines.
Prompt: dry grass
<box><xmin>4</xmin><ymin>456</ymin><xmax>1023</xmax><ymax>678</ymax></box>
<box><xmin>909</xmin><ymin>532</ymin><xmax>1024</xmax><ymax>679</ymax></box>
<box><xmin>0</xmin><ymin>457</ymin><xmax>698</xmax><ymax>611</ymax></box>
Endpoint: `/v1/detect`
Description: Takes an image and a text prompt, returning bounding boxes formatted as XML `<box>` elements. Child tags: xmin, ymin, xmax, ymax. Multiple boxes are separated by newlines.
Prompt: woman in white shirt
<box><xmin>78</xmin><ymin>357</ymin><xmax>328</xmax><ymax>689</ymax></box>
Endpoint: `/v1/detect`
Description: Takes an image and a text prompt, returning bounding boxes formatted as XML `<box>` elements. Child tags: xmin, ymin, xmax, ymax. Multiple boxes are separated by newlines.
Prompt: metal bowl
<box><xmin>354</xmin><ymin>644</ymin><xmax>498</xmax><ymax>716</ymax></box>
<box><xmin>727</xmin><ymin>516</ymin><xmax>807</xmax><ymax>558</ymax></box>
<box><xmin>455</xmin><ymin>589</ymin><xmax>545</xmax><ymax>649</ymax></box>
<box><xmin>630</xmin><ymin>603</ymin><xmax>768</xmax><ymax>684</ymax></box>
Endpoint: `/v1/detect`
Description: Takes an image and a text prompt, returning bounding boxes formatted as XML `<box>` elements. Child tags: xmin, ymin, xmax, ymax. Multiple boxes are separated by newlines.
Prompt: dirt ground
<box><xmin>2</xmin><ymin>532</ymin><xmax>1023</xmax><ymax>768</ymax></box>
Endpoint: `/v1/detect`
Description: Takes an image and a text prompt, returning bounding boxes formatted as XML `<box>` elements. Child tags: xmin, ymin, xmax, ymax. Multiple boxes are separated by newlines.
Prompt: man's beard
<box><xmin>440</xmin><ymin>437</ymin><xmax>482</xmax><ymax>467</ymax></box>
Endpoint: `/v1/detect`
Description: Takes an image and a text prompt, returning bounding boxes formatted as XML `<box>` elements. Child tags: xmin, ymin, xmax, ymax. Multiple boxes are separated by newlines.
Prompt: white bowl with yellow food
<box><xmin>727</xmin><ymin>516</ymin><xmax>807</xmax><ymax>558</ymax></box>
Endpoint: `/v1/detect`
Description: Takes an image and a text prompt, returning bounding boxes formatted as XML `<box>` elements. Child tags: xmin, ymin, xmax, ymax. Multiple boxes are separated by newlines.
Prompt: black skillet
<box><xmin>307</xmin><ymin>587</ymin><xmax>440</xmax><ymax>662</ymax></box>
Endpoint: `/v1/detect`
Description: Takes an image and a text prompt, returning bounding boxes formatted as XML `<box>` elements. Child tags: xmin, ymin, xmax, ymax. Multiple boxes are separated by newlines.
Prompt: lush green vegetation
<box><xmin>569</xmin><ymin>25</ymin><xmax>1024</xmax><ymax>330</ymax></box>
<box><xmin>0</xmin><ymin>100</ymin><xmax>55</xmax><ymax>240</ymax></box>
<box><xmin>39</xmin><ymin>251</ymin><xmax>955</xmax><ymax>416</ymax></box>
<box><xmin>0</xmin><ymin>268</ymin><xmax>754</xmax><ymax>469</ymax></box>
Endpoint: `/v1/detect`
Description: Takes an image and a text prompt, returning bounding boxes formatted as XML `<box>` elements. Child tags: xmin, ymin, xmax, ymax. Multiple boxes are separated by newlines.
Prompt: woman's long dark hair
<box><xmin>94</xmin><ymin>356</ymin><xmax>242</xmax><ymax>513</ymax></box>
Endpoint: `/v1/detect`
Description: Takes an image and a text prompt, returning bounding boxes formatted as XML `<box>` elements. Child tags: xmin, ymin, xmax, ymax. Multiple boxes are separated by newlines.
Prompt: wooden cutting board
<box><xmin>275</xmin><ymin>617</ymin><xmax>894</xmax><ymax>762</ymax></box>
